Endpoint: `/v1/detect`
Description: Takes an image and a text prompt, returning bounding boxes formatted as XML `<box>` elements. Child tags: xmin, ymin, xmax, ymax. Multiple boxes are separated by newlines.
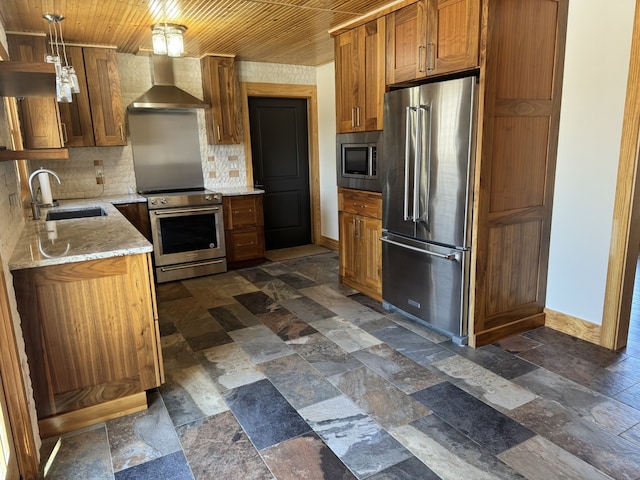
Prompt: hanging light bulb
<box><xmin>151</xmin><ymin>25</ymin><xmax>168</xmax><ymax>55</ymax></box>
<box><xmin>151</xmin><ymin>24</ymin><xmax>186</xmax><ymax>57</ymax></box>
<box><xmin>166</xmin><ymin>26</ymin><xmax>185</xmax><ymax>57</ymax></box>
<box><xmin>43</xmin><ymin>13</ymin><xmax>79</xmax><ymax>102</ymax></box>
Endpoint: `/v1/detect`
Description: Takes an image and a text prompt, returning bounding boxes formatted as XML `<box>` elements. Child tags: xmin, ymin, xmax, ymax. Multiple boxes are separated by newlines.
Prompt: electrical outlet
<box><xmin>96</xmin><ymin>168</ymin><xmax>104</xmax><ymax>184</ymax></box>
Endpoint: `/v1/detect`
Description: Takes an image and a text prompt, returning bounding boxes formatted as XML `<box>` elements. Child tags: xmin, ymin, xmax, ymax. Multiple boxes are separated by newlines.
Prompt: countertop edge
<box><xmin>9</xmin><ymin>197</ymin><xmax>153</xmax><ymax>271</ymax></box>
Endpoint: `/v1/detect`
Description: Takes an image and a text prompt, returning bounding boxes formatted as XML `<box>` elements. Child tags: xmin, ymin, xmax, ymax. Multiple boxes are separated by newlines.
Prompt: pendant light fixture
<box><xmin>151</xmin><ymin>24</ymin><xmax>186</xmax><ymax>57</ymax></box>
<box><xmin>43</xmin><ymin>13</ymin><xmax>80</xmax><ymax>103</ymax></box>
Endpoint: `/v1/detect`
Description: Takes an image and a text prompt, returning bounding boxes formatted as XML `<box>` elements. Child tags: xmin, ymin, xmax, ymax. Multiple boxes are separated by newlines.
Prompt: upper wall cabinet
<box><xmin>201</xmin><ymin>56</ymin><xmax>239</xmax><ymax>145</ymax></box>
<box><xmin>335</xmin><ymin>18</ymin><xmax>386</xmax><ymax>133</ymax></box>
<box><xmin>7</xmin><ymin>35</ymin><xmax>126</xmax><ymax>148</ymax></box>
<box><xmin>386</xmin><ymin>1</ymin><xmax>427</xmax><ymax>85</ymax></box>
<box><xmin>386</xmin><ymin>0</ymin><xmax>480</xmax><ymax>85</ymax></box>
<box><xmin>80</xmin><ymin>48</ymin><xmax>127</xmax><ymax>146</ymax></box>
<box><xmin>56</xmin><ymin>46</ymin><xmax>95</xmax><ymax>147</ymax></box>
<box><xmin>7</xmin><ymin>35</ymin><xmax>63</xmax><ymax>149</ymax></box>
<box><xmin>426</xmin><ymin>0</ymin><xmax>481</xmax><ymax>76</ymax></box>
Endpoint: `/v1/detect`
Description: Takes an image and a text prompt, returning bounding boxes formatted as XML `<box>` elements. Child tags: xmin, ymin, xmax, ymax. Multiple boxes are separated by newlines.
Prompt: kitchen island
<box><xmin>9</xmin><ymin>196</ymin><xmax>163</xmax><ymax>437</ymax></box>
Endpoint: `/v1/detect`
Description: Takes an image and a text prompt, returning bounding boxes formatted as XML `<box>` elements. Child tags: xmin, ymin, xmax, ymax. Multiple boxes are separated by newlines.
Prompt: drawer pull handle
<box><xmin>236</xmin><ymin>241</ymin><xmax>255</xmax><ymax>247</ymax></box>
<box><xmin>353</xmin><ymin>203</ymin><xmax>367</xmax><ymax>209</ymax></box>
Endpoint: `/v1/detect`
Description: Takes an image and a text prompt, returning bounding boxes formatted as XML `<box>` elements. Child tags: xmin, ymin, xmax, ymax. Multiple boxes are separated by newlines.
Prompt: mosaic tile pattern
<box><xmin>40</xmin><ymin>252</ymin><xmax>640</xmax><ymax>480</ymax></box>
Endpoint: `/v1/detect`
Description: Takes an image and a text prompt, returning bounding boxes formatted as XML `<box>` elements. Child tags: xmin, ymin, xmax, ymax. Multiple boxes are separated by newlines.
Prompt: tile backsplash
<box><xmin>38</xmin><ymin>54</ymin><xmax>317</xmax><ymax>200</ymax></box>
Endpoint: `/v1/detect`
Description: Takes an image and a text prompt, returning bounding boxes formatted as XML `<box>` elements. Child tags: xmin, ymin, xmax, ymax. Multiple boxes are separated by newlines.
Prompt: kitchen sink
<box><xmin>45</xmin><ymin>207</ymin><xmax>107</xmax><ymax>221</ymax></box>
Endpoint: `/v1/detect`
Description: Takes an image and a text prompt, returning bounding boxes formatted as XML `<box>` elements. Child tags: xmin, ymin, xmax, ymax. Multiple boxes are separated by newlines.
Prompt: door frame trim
<box><xmin>240</xmin><ymin>82</ymin><xmax>321</xmax><ymax>245</ymax></box>
<box><xmin>602</xmin><ymin>0</ymin><xmax>640</xmax><ymax>350</ymax></box>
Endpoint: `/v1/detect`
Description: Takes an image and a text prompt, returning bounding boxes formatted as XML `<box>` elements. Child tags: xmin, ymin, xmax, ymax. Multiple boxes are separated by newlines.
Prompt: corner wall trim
<box><xmin>319</xmin><ymin>236</ymin><xmax>338</xmax><ymax>251</ymax></box>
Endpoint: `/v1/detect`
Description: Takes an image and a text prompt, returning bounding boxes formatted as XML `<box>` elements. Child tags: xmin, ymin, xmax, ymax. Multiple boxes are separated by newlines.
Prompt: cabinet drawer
<box><xmin>224</xmin><ymin>196</ymin><xmax>263</xmax><ymax>229</ymax></box>
<box><xmin>339</xmin><ymin>188</ymin><xmax>382</xmax><ymax>219</ymax></box>
<box><xmin>227</xmin><ymin>228</ymin><xmax>265</xmax><ymax>262</ymax></box>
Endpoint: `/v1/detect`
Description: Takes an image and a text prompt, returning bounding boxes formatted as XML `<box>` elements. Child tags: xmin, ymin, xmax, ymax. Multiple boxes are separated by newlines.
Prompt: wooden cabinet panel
<box><xmin>470</xmin><ymin>0</ymin><xmax>568</xmax><ymax>346</ymax></box>
<box><xmin>201</xmin><ymin>56</ymin><xmax>239</xmax><ymax>145</ymax></box>
<box><xmin>222</xmin><ymin>194</ymin><xmax>265</xmax><ymax>267</ymax></box>
<box><xmin>386</xmin><ymin>0</ymin><xmax>480</xmax><ymax>84</ymax></box>
<box><xmin>426</xmin><ymin>0</ymin><xmax>480</xmax><ymax>76</ymax></box>
<box><xmin>361</xmin><ymin>215</ymin><xmax>383</xmax><ymax>293</ymax></box>
<box><xmin>339</xmin><ymin>212</ymin><xmax>358</xmax><ymax>281</ymax></box>
<box><xmin>114</xmin><ymin>202</ymin><xmax>152</xmax><ymax>242</ymax></box>
<box><xmin>335</xmin><ymin>18</ymin><xmax>385</xmax><ymax>133</ymax></box>
<box><xmin>335</xmin><ymin>29</ymin><xmax>359</xmax><ymax>133</ymax></box>
<box><xmin>226</xmin><ymin>229</ymin><xmax>265</xmax><ymax>262</ymax></box>
<box><xmin>57</xmin><ymin>46</ymin><xmax>94</xmax><ymax>147</ymax></box>
<box><xmin>339</xmin><ymin>188</ymin><xmax>383</xmax><ymax>218</ymax></box>
<box><xmin>83</xmin><ymin>48</ymin><xmax>126</xmax><ymax>146</ymax></box>
<box><xmin>13</xmin><ymin>254</ymin><xmax>162</xmax><ymax>434</ymax></box>
<box><xmin>224</xmin><ymin>195</ymin><xmax>264</xmax><ymax>229</ymax></box>
<box><xmin>386</xmin><ymin>1</ymin><xmax>427</xmax><ymax>85</ymax></box>
<box><xmin>7</xmin><ymin>34</ymin><xmax>63</xmax><ymax>149</ymax></box>
<box><xmin>338</xmin><ymin>188</ymin><xmax>382</xmax><ymax>301</ymax></box>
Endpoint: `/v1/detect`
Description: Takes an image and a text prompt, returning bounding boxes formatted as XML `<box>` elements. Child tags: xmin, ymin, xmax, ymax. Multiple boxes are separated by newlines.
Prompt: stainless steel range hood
<box><xmin>129</xmin><ymin>55</ymin><xmax>207</xmax><ymax>110</ymax></box>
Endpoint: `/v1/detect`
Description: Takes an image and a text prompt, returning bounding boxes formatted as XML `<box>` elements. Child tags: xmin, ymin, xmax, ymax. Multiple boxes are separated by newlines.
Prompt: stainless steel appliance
<box><xmin>146</xmin><ymin>189</ymin><xmax>226</xmax><ymax>283</ymax></box>
<box><xmin>336</xmin><ymin>131</ymin><xmax>381</xmax><ymax>192</ymax></box>
<box><xmin>129</xmin><ymin>107</ymin><xmax>227</xmax><ymax>283</ymax></box>
<box><xmin>380</xmin><ymin>75</ymin><xmax>477</xmax><ymax>344</ymax></box>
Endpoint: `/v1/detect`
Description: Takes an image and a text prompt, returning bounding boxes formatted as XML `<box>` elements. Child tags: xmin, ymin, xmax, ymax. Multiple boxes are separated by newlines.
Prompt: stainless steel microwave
<box><xmin>336</xmin><ymin>131</ymin><xmax>382</xmax><ymax>192</ymax></box>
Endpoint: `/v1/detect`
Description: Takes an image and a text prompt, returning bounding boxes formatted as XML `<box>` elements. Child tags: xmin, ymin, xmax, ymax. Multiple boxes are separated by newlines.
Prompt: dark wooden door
<box><xmin>248</xmin><ymin>97</ymin><xmax>311</xmax><ymax>250</ymax></box>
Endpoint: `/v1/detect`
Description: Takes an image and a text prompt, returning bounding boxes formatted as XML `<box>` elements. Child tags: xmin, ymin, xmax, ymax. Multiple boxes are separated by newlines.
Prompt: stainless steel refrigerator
<box><xmin>380</xmin><ymin>75</ymin><xmax>476</xmax><ymax>344</ymax></box>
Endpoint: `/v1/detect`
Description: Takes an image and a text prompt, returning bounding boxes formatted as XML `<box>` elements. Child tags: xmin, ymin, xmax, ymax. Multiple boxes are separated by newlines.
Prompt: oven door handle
<box><xmin>153</xmin><ymin>206</ymin><xmax>221</xmax><ymax>216</ymax></box>
<box><xmin>160</xmin><ymin>259</ymin><xmax>226</xmax><ymax>272</ymax></box>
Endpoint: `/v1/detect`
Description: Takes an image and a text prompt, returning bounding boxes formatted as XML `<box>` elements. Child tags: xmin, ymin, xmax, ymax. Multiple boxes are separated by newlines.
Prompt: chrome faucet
<box><xmin>28</xmin><ymin>168</ymin><xmax>61</xmax><ymax>220</ymax></box>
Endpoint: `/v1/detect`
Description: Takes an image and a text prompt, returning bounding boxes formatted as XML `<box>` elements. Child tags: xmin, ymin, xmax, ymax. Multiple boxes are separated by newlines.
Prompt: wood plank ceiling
<box><xmin>0</xmin><ymin>0</ymin><xmax>395</xmax><ymax>66</ymax></box>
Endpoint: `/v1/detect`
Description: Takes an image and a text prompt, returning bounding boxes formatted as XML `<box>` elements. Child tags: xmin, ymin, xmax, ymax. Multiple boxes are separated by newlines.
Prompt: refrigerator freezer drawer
<box><xmin>381</xmin><ymin>235</ymin><xmax>469</xmax><ymax>339</ymax></box>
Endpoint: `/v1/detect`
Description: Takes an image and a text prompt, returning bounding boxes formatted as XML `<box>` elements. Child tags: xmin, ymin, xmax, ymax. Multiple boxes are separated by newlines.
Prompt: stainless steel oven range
<box><xmin>146</xmin><ymin>189</ymin><xmax>227</xmax><ymax>283</ymax></box>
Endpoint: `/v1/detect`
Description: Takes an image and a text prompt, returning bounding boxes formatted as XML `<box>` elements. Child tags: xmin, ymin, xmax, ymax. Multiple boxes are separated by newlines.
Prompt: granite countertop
<box><xmin>215</xmin><ymin>187</ymin><xmax>265</xmax><ymax>196</ymax></box>
<box><xmin>9</xmin><ymin>196</ymin><xmax>152</xmax><ymax>271</ymax></box>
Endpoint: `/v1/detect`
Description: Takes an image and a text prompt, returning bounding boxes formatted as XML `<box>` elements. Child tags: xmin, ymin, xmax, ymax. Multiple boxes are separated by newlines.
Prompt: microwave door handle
<box><xmin>404</xmin><ymin>106</ymin><xmax>414</xmax><ymax>221</ymax></box>
<box><xmin>368</xmin><ymin>146</ymin><xmax>374</xmax><ymax>178</ymax></box>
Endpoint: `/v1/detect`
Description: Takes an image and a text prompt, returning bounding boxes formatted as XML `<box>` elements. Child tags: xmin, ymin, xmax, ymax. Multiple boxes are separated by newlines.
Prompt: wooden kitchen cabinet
<box><xmin>7</xmin><ymin>36</ymin><xmax>125</xmax><ymax>147</ymax></box>
<box><xmin>338</xmin><ymin>188</ymin><xmax>382</xmax><ymax>301</ymax></box>
<box><xmin>223</xmin><ymin>194</ymin><xmax>265</xmax><ymax>268</ymax></box>
<box><xmin>81</xmin><ymin>48</ymin><xmax>127</xmax><ymax>146</ymax></box>
<box><xmin>468</xmin><ymin>0</ymin><xmax>568</xmax><ymax>346</ymax></box>
<box><xmin>426</xmin><ymin>0</ymin><xmax>481</xmax><ymax>76</ymax></box>
<box><xmin>13</xmin><ymin>253</ymin><xmax>163</xmax><ymax>437</ymax></box>
<box><xmin>385</xmin><ymin>0</ymin><xmax>480</xmax><ymax>85</ymax></box>
<box><xmin>114</xmin><ymin>202</ymin><xmax>152</xmax><ymax>242</ymax></box>
<box><xmin>386</xmin><ymin>1</ymin><xmax>428</xmax><ymax>85</ymax></box>
<box><xmin>56</xmin><ymin>46</ymin><xmax>96</xmax><ymax>147</ymax></box>
<box><xmin>6</xmin><ymin>34</ymin><xmax>64</xmax><ymax>149</ymax></box>
<box><xmin>335</xmin><ymin>18</ymin><xmax>385</xmax><ymax>133</ymax></box>
<box><xmin>201</xmin><ymin>56</ymin><xmax>240</xmax><ymax>145</ymax></box>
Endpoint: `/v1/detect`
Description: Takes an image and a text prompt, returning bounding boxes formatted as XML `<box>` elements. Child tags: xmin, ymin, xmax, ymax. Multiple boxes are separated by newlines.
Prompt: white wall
<box><xmin>316</xmin><ymin>62</ymin><xmax>338</xmax><ymax>241</ymax></box>
<box><xmin>546</xmin><ymin>0</ymin><xmax>635</xmax><ymax>324</ymax></box>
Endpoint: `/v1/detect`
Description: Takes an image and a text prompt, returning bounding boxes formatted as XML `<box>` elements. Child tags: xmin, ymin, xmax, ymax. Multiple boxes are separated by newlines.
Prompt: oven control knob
<box><xmin>160</xmin><ymin>197</ymin><xmax>167</xmax><ymax>205</ymax></box>
<box><xmin>150</xmin><ymin>199</ymin><xmax>157</xmax><ymax>205</ymax></box>
<box><xmin>205</xmin><ymin>195</ymin><xmax>212</xmax><ymax>201</ymax></box>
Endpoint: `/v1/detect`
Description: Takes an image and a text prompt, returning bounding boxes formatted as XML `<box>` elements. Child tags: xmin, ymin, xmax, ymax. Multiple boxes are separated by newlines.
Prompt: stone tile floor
<box><xmin>39</xmin><ymin>251</ymin><xmax>640</xmax><ymax>479</ymax></box>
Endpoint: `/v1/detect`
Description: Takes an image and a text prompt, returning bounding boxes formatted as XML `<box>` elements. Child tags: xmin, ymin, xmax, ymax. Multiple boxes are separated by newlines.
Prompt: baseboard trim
<box><xmin>544</xmin><ymin>308</ymin><xmax>601</xmax><ymax>345</ymax></box>
<box><xmin>471</xmin><ymin>313</ymin><xmax>545</xmax><ymax>347</ymax></box>
<box><xmin>319</xmin><ymin>236</ymin><xmax>338</xmax><ymax>251</ymax></box>
<box><xmin>38</xmin><ymin>391</ymin><xmax>148</xmax><ymax>438</ymax></box>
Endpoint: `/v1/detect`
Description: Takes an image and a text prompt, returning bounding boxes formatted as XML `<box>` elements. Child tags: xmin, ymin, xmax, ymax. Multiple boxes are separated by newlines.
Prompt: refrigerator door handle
<box><xmin>380</xmin><ymin>236</ymin><xmax>460</xmax><ymax>260</ymax></box>
<box><xmin>417</xmin><ymin>105</ymin><xmax>431</xmax><ymax>224</ymax></box>
<box><xmin>413</xmin><ymin>106</ymin><xmax>422</xmax><ymax>223</ymax></box>
<box><xmin>404</xmin><ymin>106</ymin><xmax>414</xmax><ymax>221</ymax></box>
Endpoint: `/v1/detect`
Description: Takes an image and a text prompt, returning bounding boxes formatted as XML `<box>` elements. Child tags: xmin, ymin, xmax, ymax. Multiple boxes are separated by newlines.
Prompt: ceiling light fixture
<box><xmin>43</xmin><ymin>13</ymin><xmax>80</xmax><ymax>103</ymax></box>
<box><xmin>151</xmin><ymin>24</ymin><xmax>186</xmax><ymax>57</ymax></box>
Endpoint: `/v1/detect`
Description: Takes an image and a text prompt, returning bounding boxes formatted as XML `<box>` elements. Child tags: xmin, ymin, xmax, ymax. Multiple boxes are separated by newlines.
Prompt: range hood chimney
<box><xmin>129</xmin><ymin>55</ymin><xmax>207</xmax><ymax>110</ymax></box>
